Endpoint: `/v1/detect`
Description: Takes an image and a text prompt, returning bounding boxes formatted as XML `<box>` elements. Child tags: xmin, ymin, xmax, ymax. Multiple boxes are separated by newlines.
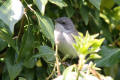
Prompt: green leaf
<box><xmin>80</xmin><ymin>5</ymin><xmax>89</xmax><ymax>25</ymax></box>
<box><xmin>23</xmin><ymin>57</ymin><xmax>36</xmax><ymax>68</ymax></box>
<box><xmin>19</xmin><ymin>27</ymin><xmax>35</xmax><ymax>68</ymax></box>
<box><xmin>21</xmin><ymin>69</ymin><xmax>34</xmax><ymax>80</ymax></box>
<box><xmin>89</xmin><ymin>0</ymin><xmax>101</xmax><ymax>10</ymax></box>
<box><xmin>65</xmin><ymin>6</ymin><xmax>75</xmax><ymax>18</ymax></box>
<box><xmin>114</xmin><ymin>0</ymin><xmax>120</xmax><ymax>5</ymax></box>
<box><xmin>73</xmin><ymin>32</ymin><xmax>104</xmax><ymax>56</ymax></box>
<box><xmin>49</xmin><ymin>0</ymin><xmax>67</xmax><ymax>8</ymax></box>
<box><xmin>0</xmin><ymin>0</ymin><xmax>24</xmax><ymax>32</ymax></box>
<box><xmin>0</xmin><ymin>38</ymin><xmax>7</xmax><ymax>51</ymax></box>
<box><xmin>100</xmin><ymin>20</ymin><xmax>113</xmax><ymax>43</ymax></box>
<box><xmin>35</xmin><ymin>12</ymin><xmax>54</xmax><ymax>46</ymax></box>
<box><xmin>96</xmin><ymin>46</ymin><xmax>120</xmax><ymax>67</ymax></box>
<box><xmin>89</xmin><ymin>53</ymin><xmax>101</xmax><ymax>59</ymax></box>
<box><xmin>113</xmin><ymin>6</ymin><xmax>120</xmax><ymax>20</ymax></box>
<box><xmin>63</xmin><ymin>65</ymin><xmax>77</xmax><ymax>80</ymax></box>
<box><xmin>33</xmin><ymin>0</ymin><xmax>48</xmax><ymax>16</ymax></box>
<box><xmin>101</xmin><ymin>0</ymin><xmax>114</xmax><ymax>9</ymax></box>
<box><xmin>33</xmin><ymin>46</ymin><xmax>55</xmax><ymax>62</ymax></box>
<box><xmin>18</xmin><ymin>77</ymin><xmax>26</xmax><ymax>80</ymax></box>
<box><xmin>0</xmin><ymin>30</ymin><xmax>18</xmax><ymax>53</ymax></box>
<box><xmin>5</xmin><ymin>48</ymin><xmax>23</xmax><ymax>80</ymax></box>
<box><xmin>2</xmin><ymin>66</ymin><xmax>10</xmax><ymax>80</ymax></box>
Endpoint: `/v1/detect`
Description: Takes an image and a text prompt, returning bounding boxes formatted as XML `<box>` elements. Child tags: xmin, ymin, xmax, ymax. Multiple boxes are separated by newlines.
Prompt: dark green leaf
<box><xmin>96</xmin><ymin>46</ymin><xmax>120</xmax><ymax>67</ymax></box>
<box><xmin>33</xmin><ymin>46</ymin><xmax>55</xmax><ymax>62</ymax></box>
<box><xmin>80</xmin><ymin>5</ymin><xmax>89</xmax><ymax>25</ymax></box>
<box><xmin>21</xmin><ymin>68</ymin><xmax>34</xmax><ymax>80</ymax></box>
<box><xmin>0</xmin><ymin>38</ymin><xmax>7</xmax><ymax>51</ymax></box>
<box><xmin>89</xmin><ymin>0</ymin><xmax>101</xmax><ymax>10</ymax></box>
<box><xmin>0</xmin><ymin>30</ymin><xmax>18</xmax><ymax>53</ymax></box>
<box><xmin>5</xmin><ymin>48</ymin><xmax>23</xmax><ymax>80</ymax></box>
<box><xmin>65</xmin><ymin>6</ymin><xmax>75</xmax><ymax>18</ymax></box>
<box><xmin>36</xmin><ymin>67</ymin><xmax>48</xmax><ymax>80</ymax></box>
<box><xmin>23</xmin><ymin>57</ymin><xmax>36</xmax><ymax>68</ymax></box>
<box><xmin>100</xmin><ymin>20</ymin><xmax>113</xmax><ymax>43</ymax></box>
<box><xmin>19</xmin><ymin>27</ymin><xmax>35</xmax><ymax>68</ymax></box>
<box><xmin>35</xmin><ymin>12</ymin><xmax>54</xmax><ymax>46</ymax></box>
<box><xmin>2</xmin><ymin>66</ymin><xmax>10</xmax><ymax>80</ymax></box>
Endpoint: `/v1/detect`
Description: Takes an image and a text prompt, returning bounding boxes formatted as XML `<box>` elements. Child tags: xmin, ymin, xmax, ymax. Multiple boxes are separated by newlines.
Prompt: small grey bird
<box><xmin>54</xmin><ymin>17</ymin><xmax>78</xmax><ymax>59</ymax></box>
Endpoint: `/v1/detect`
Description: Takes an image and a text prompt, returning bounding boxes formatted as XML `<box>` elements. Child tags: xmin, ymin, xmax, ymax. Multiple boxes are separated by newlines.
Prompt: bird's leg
<box><xmin>55</xmin><ymin>44</ymin><xmax>61</xmax><ymax>76</ymax></box>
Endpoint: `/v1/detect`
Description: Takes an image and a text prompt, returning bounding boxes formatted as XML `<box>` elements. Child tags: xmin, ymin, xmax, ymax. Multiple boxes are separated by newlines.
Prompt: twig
<box><xmin>46</xmin><ymin>64</ymin><xmax>56</xmax><ymax>80</ymax></box>
<box><xmin>89</xmin><ymin>68</ymin><xmax>102</xmax><ymax>80</ymax></box>
<box><xmin>55</xmin><ymin>44</ymin><xmax>61</xmax><ymax>76</ymax></box>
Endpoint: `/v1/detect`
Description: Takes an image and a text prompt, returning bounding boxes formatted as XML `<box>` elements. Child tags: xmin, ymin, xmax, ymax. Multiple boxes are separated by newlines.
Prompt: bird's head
<box><xmin>55</xmin><ymin>17</ymin><xmax>75</xmax><ymax>31</ymax></box>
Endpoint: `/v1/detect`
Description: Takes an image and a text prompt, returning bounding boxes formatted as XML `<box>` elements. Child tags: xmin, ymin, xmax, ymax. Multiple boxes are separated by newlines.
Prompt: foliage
<box><xmin>0</xmin><ymin>0</ymin><xmax>120</xmax><ymax>80</ymax></box>
<box><xmin>73</xmin><ymin>32</ymin><xmax>104</xmax><ymax>56</ymax></box>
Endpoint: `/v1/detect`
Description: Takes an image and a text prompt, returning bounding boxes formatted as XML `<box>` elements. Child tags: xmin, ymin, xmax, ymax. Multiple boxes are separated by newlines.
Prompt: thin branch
<box><xmin>55</xmin><ymin>44</ymin><xmax>61</xmax><ymax>76</ymax></box>
<box><xmin>46</xmin><ymin>64</ymin><xmax>56</xmax><ymax>80</ymax></box>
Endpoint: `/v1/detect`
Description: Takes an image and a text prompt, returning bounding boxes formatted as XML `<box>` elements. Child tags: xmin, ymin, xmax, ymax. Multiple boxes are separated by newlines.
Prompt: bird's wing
<box><xmin>63</xmin><ymin>29</ymin><xmax>78</xmax><ymax>42</ymax></box>
<box><xmin>63</xmin><ymin>31</ymin><xmax>75</xmax><ymax>45</ymax></box>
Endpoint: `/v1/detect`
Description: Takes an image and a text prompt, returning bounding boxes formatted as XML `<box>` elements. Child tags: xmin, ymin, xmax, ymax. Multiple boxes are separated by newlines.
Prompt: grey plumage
<box><xmin>54</xmin><ymin>17</ymin><xmax>78</xmax><ymax>58</ymax></box>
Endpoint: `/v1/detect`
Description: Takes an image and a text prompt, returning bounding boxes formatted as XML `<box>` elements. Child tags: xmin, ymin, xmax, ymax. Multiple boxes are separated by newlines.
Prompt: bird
<box><xmin>54</xmin><ymin>17</ymin><xmax>78</xmax><ymax>60</ymax></box>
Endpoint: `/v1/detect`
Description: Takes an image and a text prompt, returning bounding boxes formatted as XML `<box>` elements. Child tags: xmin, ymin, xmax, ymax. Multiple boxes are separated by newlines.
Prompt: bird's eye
<box><xmin>61</xmin><ymin>22</ymin><xmax>65</xmax><ymax>24</ymax></box>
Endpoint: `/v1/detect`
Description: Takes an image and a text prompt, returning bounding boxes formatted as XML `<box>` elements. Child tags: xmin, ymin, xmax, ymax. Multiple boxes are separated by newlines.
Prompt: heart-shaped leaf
<box><xmin>34</xmin><ymin>0</ymin><xmax>48</xmax><ymax>15</ymax></box>
<box><xmin>0</xmin><ymin>0</ymin><xmax>24</xmax><ymax>32</ymax></box>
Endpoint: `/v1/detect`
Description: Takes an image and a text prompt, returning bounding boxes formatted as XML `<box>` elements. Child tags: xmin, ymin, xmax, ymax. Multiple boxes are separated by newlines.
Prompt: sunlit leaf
<box><xmin>101</xmin><ymin>0</ymin><xmax>114</xmax><ymax>9</ymax></box>
<box><xmin>73</xmin><ymin>32</ymin><xmax>104</xmax><ymax>56</ymax></box>
<box><xmin>113</xmin><ymin>6</ymin><xmax>120</xmax><ymax>20</ymax></box>
<box><xmin>63</xmin><ymin>65</ymin><xmax>77</xmax><ymax>80</ymax></box>
<box><xmin>49</xmin><ymin>0</ymin><xmax>67</xmax><ymax>8</ymax></box>
<box><xmin>0</xmin><ymin>0</ymin><xmax>24</xmax><ymax>32</ymax></box>
<box><xmin>89</xmin><ymin>53</ymin><xmax>101</xmax><ymax>59</ymax></box>
<box><xmin>33</xmin><ymin>0</ymin><xmax>48</xmax><ymax>15</ymax></box>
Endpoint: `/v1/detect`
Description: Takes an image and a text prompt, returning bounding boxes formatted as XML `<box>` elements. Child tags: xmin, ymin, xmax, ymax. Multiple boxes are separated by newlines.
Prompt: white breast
<box><xmin>54</xmin><ymin>27</ymin><xmax>78</xmax><ymax>58</ymax></box>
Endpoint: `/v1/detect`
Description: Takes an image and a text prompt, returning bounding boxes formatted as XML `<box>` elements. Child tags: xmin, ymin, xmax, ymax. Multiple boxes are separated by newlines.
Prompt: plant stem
<box><xmin>76</xmin><ymin>55</ymin><xmax>85</xmax><ymax>80</ymax></box>
<box><xmin>55</xmin><ymin>44</ymin><xmax>61</xmax><ymax>76</ymax></box>
<box><xmin>46</xmin><ymin>64</ymin><xmax>56</xmax><ymax>80</ymax></box>
<box><xmin>78</xmin><ymin>55</ymin><xmax>85</xmax><ymax>70</ymax></box>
